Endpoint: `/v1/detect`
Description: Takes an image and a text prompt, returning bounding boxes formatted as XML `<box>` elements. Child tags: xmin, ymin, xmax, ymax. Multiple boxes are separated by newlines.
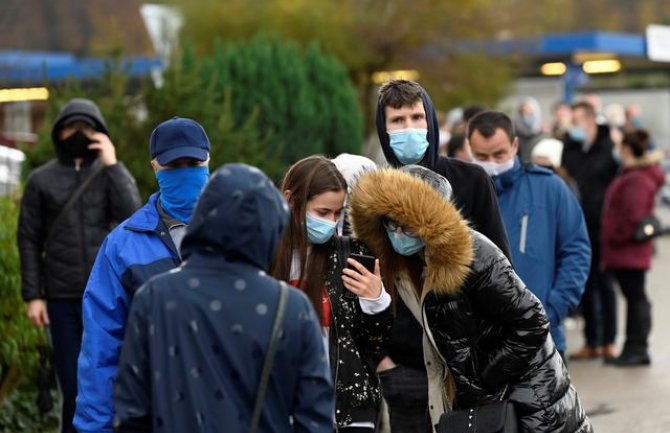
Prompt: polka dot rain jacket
<box><xmin>113</xmin><ymin>164</ymin><xmax>335</xmax><ymax>433</ymax></box>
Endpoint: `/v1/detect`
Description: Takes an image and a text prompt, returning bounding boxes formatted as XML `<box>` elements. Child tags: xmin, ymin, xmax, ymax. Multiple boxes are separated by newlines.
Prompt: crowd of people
<box><xmin>17</xmin><ymin>79</ymin><xmax>665</xmax><ymax>433</ymax></box>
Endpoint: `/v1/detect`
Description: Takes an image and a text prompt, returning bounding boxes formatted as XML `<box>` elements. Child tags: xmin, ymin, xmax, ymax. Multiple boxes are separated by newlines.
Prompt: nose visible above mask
<box><xmin>388</xmin><ymin>128</ymin><xmax>429</xmax><ymax>165</ymax></box>
<box><xmin>306</xmin><ymin>213</ymin><xmax>337</xmax><ymax>245</ymax></box>
<box><xmin>387</xmin><ymin>228</ymin><xmax>425</xmax><ymax>256</ymax></box>
<box><xmin>472</xmin><ymin>158</ymin><xmax>515</xmax><ymax>177</ymax></box>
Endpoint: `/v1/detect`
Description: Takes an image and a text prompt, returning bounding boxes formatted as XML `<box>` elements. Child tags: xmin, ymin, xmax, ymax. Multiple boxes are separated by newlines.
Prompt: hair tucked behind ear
<box><xmin>270</xmin><ymin>155</ymin><xmax>346</xmax><ymax>322</ymax></box>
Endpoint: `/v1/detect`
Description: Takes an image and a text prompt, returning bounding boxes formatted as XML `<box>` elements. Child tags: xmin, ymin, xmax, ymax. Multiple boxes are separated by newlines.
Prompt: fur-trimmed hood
<box><xmin>348</xmin><ymin>168</ymin><xmax>473</xmax><ymax>295</ymax></box>
<box><xmin>623</xmin><ymin>149</ymin><xmax>664</xmax><ymax>168</ymax></box>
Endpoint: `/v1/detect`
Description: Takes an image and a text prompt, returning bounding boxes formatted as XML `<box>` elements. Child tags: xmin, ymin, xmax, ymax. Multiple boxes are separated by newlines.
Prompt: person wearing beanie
<box><xmin>18</xmin><ymin>98</ymin><xmax>141</xmax><ymax>433</ymax></box>
<box><xmin>74</xmin><ymin>117</ymin><xmax>211</xmax><ymax>433</ymax></box>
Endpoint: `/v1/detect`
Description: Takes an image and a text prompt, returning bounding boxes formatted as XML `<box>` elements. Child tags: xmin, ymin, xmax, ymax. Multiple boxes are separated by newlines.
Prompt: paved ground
<box><xmin>565</xmin><ymin>206</ymin><xmax>670</xmax><ymax>433</ymax></box>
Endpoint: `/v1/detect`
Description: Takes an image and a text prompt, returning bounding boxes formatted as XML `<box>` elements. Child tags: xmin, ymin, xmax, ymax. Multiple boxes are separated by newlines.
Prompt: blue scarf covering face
<box><xmin>156</xmin><ymin>166</ymin><xmax>210</xmax><ymax>223</ymax></box>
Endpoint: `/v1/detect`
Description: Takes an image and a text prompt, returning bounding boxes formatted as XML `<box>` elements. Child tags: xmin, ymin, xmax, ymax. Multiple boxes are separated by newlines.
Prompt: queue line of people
<box><xmin>28</xmin><ymin>80</ymin><xmax>669</xmax><ymax>433</ymax></box>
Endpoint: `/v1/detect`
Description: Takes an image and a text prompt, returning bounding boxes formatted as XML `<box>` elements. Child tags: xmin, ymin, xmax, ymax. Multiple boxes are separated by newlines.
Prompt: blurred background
<box><xmin>1</xmin><ymin>1</ymin><xmax>670</xmax><ymax>431</ymax></box>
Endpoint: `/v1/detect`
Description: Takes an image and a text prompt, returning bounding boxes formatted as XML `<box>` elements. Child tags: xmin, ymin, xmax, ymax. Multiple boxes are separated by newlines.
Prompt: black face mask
<box><xmin>62</xmin><ymin>130</ymin><xmax>96</xmax><ymax>158</ymax></box>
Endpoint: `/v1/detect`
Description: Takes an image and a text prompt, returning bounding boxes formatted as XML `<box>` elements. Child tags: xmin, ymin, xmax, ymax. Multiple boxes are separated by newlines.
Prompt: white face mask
<box><xmin>472</xmin><ymin>158</ymin><xmax>515</xmax><ymax>177</ymax></box>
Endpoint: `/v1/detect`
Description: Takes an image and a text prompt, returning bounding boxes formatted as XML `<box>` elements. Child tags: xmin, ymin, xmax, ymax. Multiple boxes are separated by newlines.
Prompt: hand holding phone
<box><xmin>347</xmin><ymin>253</ymin><xmax>376</xmax><ymax>274</ymax></box>
<box><xmin>341</xmin><ymin>253</ymin><xmax>381</xmax><ymax>299</ymax></box>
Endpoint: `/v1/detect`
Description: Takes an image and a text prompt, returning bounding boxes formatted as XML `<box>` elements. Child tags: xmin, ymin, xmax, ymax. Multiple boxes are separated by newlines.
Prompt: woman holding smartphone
<box><xmin>271</xmin><ymin>155</ymin><xmax>392</xmax><ymax>432</ymax></box>
<box><xmin>348</xmin><ymin>165</ymin><xmax>592</xmax><ymax>433</ymax></box>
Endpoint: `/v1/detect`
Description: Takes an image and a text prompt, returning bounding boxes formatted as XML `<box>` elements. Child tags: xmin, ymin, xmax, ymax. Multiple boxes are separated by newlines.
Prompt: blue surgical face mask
<box><xmin>521</xmin><ymin>113</ymin><xmax>536</xmax><ymax>130</ymax></box>
<box><xmin>156</xmin><ymin>166</ymin><xmax>209</xmax><ymax>223</ymax></box>
<box><xmin>388</xmin><ymin>128</ymin><xmax>429</xmax><ymax>164</ymax></box>
<box><xmin>387</xmin><ymin>228</ymin><xmax>425</xmax><ymax>256</ymax></box>
<box><xmin>569</xmin><ymin>126</ymin><xmax>587</xmax><ymax>143</ymax></box>
<box><xmin>472</xmin><ymin>158</ymin><xmax>515</xmax><ymax>177</ymax></box>
<box><xmin>306</xmin><ymin>213</ymin><xmax>337</xmax><ymax>245</ymax></box>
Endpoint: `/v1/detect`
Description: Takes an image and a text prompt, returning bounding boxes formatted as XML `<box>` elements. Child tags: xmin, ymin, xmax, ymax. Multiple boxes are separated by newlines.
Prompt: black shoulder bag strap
<box><xmin>45</xmin><ymin>163</ymin><xmax>105</xmax><ymax>247</ymax></box>
<box><xmin>335</xmin><ymin>235</ymin><xmax>351</xmax><ymax>276</ymax></box>
<box><xmin>248</xmin><ymin>281</ymin><xmax>290</xmax><ymax>433</ymax></box>
<box><xmin>335</xmin><ymin>236</ymin><xmax>354</xmax><ymax>298</ymax></box>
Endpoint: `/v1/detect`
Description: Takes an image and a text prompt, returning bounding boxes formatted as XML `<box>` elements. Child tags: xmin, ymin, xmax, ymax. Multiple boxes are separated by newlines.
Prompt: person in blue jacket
<box><xmin>468</xmin><ymin>111</ymin><xmax>591</xmax><ymax>358</ymax></box>
<box><xmin>114</xmin><ymin>163</ymin><xmax>335</xmax><ymax>433</ymax></box>
<box><xmin>74</xmin><ymin>117</ymin><xmax>211</xmax><ymax>433</ymax></box>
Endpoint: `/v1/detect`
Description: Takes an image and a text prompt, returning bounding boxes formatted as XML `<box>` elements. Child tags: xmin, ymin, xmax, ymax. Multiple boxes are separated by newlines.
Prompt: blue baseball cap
<box><xmin>150</xmin><ymin>117</ymin><xmax>211</xmax><ymax>165</ymax></box>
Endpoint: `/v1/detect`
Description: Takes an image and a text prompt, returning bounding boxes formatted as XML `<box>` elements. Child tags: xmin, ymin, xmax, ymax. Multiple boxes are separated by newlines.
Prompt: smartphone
<box><xmin>346</xmin><ymin>253</ymin><xmax>376</xmax><ymax>274</ymax></box>
<box><xmin>343</xmin><ymin>253</ymin><xmax>376</xmax><ymax>300</ymax></box>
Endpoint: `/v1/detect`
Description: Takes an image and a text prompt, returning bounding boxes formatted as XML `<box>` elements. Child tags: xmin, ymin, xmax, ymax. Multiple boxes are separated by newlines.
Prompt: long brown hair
<box><xmin>271</xmin><ymin>155</ymin><xmax>347</xmax><ymax>322</ymax></box>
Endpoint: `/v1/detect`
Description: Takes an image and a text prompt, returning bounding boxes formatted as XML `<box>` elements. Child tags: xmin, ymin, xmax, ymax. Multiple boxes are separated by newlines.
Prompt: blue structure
<box><xmin>457</xmin><ymin>31</ymin><xmax>646</xmax><ymax>58</ymax></box>
<box><xmin>0</xmin><ymin>50</ymin><xmax>163</xmax><ymax>85</ymax></box>
<box><xmin>452</xmin><ymin>31</ymin><xmax>657</xmax><ymax>102</ymax></box>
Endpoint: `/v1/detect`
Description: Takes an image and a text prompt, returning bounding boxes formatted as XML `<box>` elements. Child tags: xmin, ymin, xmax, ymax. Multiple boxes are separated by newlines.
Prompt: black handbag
<box><xmin>633</xmin><ymin>215</ymin><xmax>667</xmax><ymax>242</ymax></box>
<box><xmin>436</xmin><ymin>389</ymin><xmax>518</xmax><ymax>433</ymax></box>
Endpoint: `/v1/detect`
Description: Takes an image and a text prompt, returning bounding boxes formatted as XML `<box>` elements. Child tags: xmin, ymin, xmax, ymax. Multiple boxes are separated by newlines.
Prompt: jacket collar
<box><xmin>348</xmin><ymin>168</ymin><xmax>473</xmax><ymax>296</ymax></box>
<box><xmin>492</xmin><ymin>157</ymin><xmax>523</xmax><ymax>193</ymax></box>
<box><xmin>623</xmin><ymin>149</ymin><xmax>664</xmax><ymax>169</ymax></box>
<box><xmin>125</xmin><ymin>193</ymin><xmax>162</xmax><ymax>233</ymax></box>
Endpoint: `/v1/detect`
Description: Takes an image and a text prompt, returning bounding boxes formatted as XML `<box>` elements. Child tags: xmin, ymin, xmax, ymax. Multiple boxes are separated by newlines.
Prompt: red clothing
<box><xmin>289</xmin><ymin>279</ymin><xmax>331</xmax><ymax>327</ymax></box>
<box><xmin>601</xmin><ymin>157</ymin><xmax>665</xmax><ymax>271</ymax></box>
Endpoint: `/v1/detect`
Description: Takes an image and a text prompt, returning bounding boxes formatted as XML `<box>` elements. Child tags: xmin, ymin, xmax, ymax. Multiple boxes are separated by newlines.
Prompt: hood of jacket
<box><xmin>623</xmin><ymin>149</ymin><xmax>665</xmax><ymax>170</ymax></box>
<box><xmin>348</xmin><ymin>168</ymin><xmax>473</xmax><ymax>295</ymax></box>
<box><xmin>375</xmin><ymin>86</ymin><xmax>440</xmax><ymax>170</ymax></box>
<box><xmin>514</xmin><ymin>96</ymin><xmax>543</xmax><ymax>137</ymax></box>
<box><xmin>51</xmin><ymin>98</ymin><xmax>109</xmax><ymax>163</ymax></box>
<box><xmin>180</xmin><ymin>163</ymin><xmax>290</xmax><ymax>270</ymax></box>
<box><xmin>624</xmin><ymin>154</ymin><xmax>666</xmax><ymax>189</ymax></box>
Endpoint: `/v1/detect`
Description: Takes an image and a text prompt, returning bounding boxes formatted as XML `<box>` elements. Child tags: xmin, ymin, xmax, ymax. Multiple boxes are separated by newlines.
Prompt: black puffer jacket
<box><xmin>18</xmin><ymin>99</ymin><xmax>141</xmax><ymax>301</ymax></box>
<box><xmin>349</xmin><ymin>168</ymin><xmax>593</xmax><ymax>433</ymax></box>
<box><xmin>375</xmin><ymin>83</ymin><xmax>512</xmax><ymax>371</ymax></box>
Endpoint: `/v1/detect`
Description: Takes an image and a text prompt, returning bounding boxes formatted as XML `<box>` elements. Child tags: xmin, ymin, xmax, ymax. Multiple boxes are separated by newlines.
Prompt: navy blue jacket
<box><xmin>75</xmin><ymin>193</ymin><xmax>181</xmax><ymax>433</ymax></box>
<box><xmin>114</xmin><ymin>164</ymin><xmax>334</xmax><ymax>433</ymax></box>
<box><xmin>492</xmin><ymin>158</ymin><xmax>591</xmax><ymax>352</ymax></box>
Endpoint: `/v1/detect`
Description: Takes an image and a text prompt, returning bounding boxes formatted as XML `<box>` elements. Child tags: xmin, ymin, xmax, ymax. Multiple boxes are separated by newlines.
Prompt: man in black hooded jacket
<box><xmin>18</xmin><ymin>98</ymin><xmax>140</xmax><ymax>433</ymax></box>
<box><xmin>374</xmin><ymin>80</ymin><xmax>511</xmax><ymax>433</ymax></box>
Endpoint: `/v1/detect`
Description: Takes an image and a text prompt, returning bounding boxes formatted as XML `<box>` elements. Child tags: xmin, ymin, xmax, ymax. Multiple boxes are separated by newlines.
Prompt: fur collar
<box><xmin>624</xmin><ymin>149</ymin><xmax>664</xmax><ymax>169</ymax></box>
<box><xmin>348</xmin><ymin>168</ymin><xmax>473</xmax><ymax>296</ymax></box>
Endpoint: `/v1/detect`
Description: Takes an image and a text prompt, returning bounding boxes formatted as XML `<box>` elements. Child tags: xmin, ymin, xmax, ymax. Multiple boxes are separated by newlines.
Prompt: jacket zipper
<box><xmin>328</xmin><ymin>287</ymin><xmax>341</xmax><ymax>432</ymax></box>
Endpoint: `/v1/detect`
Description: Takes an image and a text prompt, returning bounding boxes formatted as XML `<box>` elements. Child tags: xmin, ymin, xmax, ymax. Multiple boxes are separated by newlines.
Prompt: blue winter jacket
<box><xmin>75</xmin><ymin>193</ymin><xmax>181</xmax><ymax>433</ymax></box>
<box><xmin>114</xmin><ymin>164</ymin><xmax>334</xmax><ymax>433</ymax></box>
<box><xmin>492</xmin><ymin>158</ymin><xmax>591</xmax><ymax>352</ymax></box>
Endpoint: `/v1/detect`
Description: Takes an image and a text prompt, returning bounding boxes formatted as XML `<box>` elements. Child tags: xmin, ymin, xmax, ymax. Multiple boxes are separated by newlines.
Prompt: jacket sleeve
<box><xmin>18</xmin><ymin>175</ymin><xmax>46</xmax><ymax>301</ymax></box>
<box><xmin>114</xmin><ymin>285</ymin><xmax>152</xmax><ymax>433</ymax></box>
<box><xmin>292</xmin><ymin>296</ymin><xmax>336</xmax><ymax>433</ymax></box>
<box><xmin>471</xmin><ymin>256</ymin><xmax>549</xmax><ymax>390</ymax></box>
<box><xmin>105</xmin><ymin>163</ymin><xmax>141</xmax><ymax>223</ymax></box>
<box><xmin>75</xmin><ymin>238</ymin><xmax>131</xmax><ymax>433</ymax></box>
<box><xmin>353</xmin><ymin>306</ymin><xmax>393</xmax><ymax>369</ymax></box>
<box><xmin>547</xmin><ymin>184</ymin><xmax>591</xmax><ymax>326</ymax></box>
